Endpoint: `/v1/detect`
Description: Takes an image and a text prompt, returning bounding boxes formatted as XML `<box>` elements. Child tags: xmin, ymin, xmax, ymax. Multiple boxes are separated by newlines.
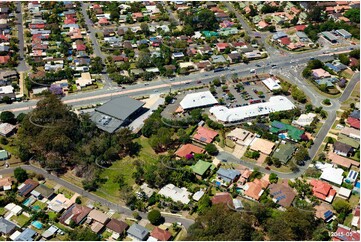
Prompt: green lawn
<box><xmin>0</xmin><ymin>207</ymin><xmax>6</xmax><ymax>216</ymax></box>
<box><xmin>48</xmin><ymin>211</ymin><xmax>58</xmax><ymax>221</ymax></box>
<box><xmin>344</xmin><ymin>213</ymin><xmax>353</xmax><ymax>227</ymax></box>
<box><xmin>11</xmin><ymin>214</ymin><xmax>31</xmax><ymax>227</ymax></box>
<box><xmin>95</xmin><ymin>136</ymin><xmax>158</xmax><ymax>203</ymax></box>
<box><xmin>57</xmin><ymin>188</ymin><xmax>74</xmax><ymax>199</ymax></box>
<box><xmin>32</xmin><ymin>200</ymin><xmax>47</xmax><ymax>210</ymax></box>
<box><xmin>348</xmin><ymin>194</ymin><xmax>360</xmax><ymax>207</ymax></box>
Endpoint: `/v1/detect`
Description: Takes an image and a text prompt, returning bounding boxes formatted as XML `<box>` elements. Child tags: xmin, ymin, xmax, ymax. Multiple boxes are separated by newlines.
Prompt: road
<box><xmin>15</xmin><ymin>2</ymin><xmax>30</xmax><ymax>74</ymax></box>
<box><xmin>0</xmin><ymin>165</ymin><xmax>194</xmax><ymax>229</ymax></box>
<box><xmin>80</xmin><ymin>2</ymin><xmax>115</xmax><ymax>89</ymax></box>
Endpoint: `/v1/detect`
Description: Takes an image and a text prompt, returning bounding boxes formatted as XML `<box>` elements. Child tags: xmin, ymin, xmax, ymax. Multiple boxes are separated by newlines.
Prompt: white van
<box><xmin>250</xmin><ymin>69</ymin><xmax>256</xmax><ymax>73</ymax></box>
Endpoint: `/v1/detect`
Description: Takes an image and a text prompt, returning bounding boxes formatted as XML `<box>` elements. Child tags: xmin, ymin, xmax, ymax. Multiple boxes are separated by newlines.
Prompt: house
<box><xmin>98</xmin><ymin>18</ymin><xmax>109</xmax><ymax>26</ymax></box>
<box><xmin>211</xmin><ymin>54</ymin><xmax>227</xmax><ymax>64</ymax></box>
<box><xmin>127</xmin><ymin>223</ymin><xmax>149</xmax><ymax>241</ymax></box>
<box><xmin>310</xmin><ymin>179</ymin><xmax>336</xmax><ymax>203</ymax></box>
<box><xmin>333</xmin><ymin>141</ymin><xmax>354</xmax><ymax>157</ymax></box>
<box><xmin>211</xmin><ymin>192</ymin><xmax>233</xmax><ymax>205</ymax></box>
<box><xmin>332</xmin><ymin>225</ymin><xmax>360</xmax><ymax>241</ymax></box>
<box><xmin>41</xmin><ymin>225</ymin><xmax>58</xmax><ymax>239</ymax></box>
<box><xmin>216</xmin><ymin>168</ymin><xmax>240</xmax><ymax>185</ymax></box>
<box><xmin>59</xmin><ymin>204</ymin><xmax>92</xmax><ymax>225</ymax></box>
<box><xmin>269</xmin><ymin>182</ymin><xmax>296</xmax><ymax>207</ymax></box>
<box><xmin>272</xmin><ymin>31</ymin><xmax>287</xmax><ymax>40</ymax></box>
<box><xmin>106</xmin><ymin>219</ymin><xmax>128</xmax><ymax>239</ymax></box>
<box><xmin>18</xmin><ymin>179</ymin><xmax>39</xmax><ymax>197</ymax></box>
<box><xmin>351</xmin><ymin>206</ymin><xmax>360</xmax><ymax>228</ymax></box>
<box><xmin>292</xmin><ymin>113</ymin><xmax>317</xmax><ymax>127</ymax></box>
<box><xmin>192</xmin><ymin>190</ymin><xmax>205</xmax><ymax>202</ymax></box>
<box><xmin>86</xmin><ymin>209</ymin><xmax>110</xmax><ymax>234</ymax></box>
<box><xmin>14</xmin><ymin>228</ymin><xmax>37</xmax><ymax>241</ymax></box>
<box><xmin>328</xmin><ymin>152</ymin><xmax>359</xmax><ymax>169</ymax></box>
<box><xmin>257</xmin><ymin>20</ymin><xmax>269</xmax><ymax>29</ymax></box>
<box><xmin>88</xmin><ymin>209</ymin><xmax>110</xmax><ymax>225</ymax></box>
<box><xmin>180</xmin><ymin>91</ymin><xmax>218</xmax><ymax>110</ymax></box>
<box><xmin>270</xmin><ymin>121</ymin><xmax>305</xmax><ymax>141</ymax></box>
<box><xmin>244</xmin><ymin>177</ymin><xmax>270</xmax><ymax>201</ymax></box>
<box><xmin>48</xmin><ymin>193</ymin><xmax>79</xmax><ymax>213</ymax></box>
<box><xmin>5</xmin><ymin>203</ymin><xmax>23</xmax><ymax>216</ymax></box>
<box><xmin>295</xmin><ymin>25</ymin><xmax>307</xmax><ymax>31</ymax></box>
<box><xmin>272</xmin><ymin>142</ymin><xmax>296</xmax><ymax>164</ymax></box>
<box><xmin>0</xmin><ymin>217</ymin><xmax>16</xmax><ymax>236</ymax></box>
<box><xmin>150</xmin><ymin>227</ymin><xmax>172</xmax><ymax>241</ymax></box>
<box><xmin>0</xmin><ymin>149</ymin><xmax>8</xmax><ymax>161</ymax></box>
<box><xmin>158</xmin><ymin>184</ymin><xmax>191</xmax><ymax>204</ymax></box>
<box><xmin>314</xmin><ymin>203</ymin><xmax>335</xmax><ymax>222</ymax></box>
<box><xmin>345</xmin><ymin>170</ymin><xmax>359</xmax><ymax>184</ymax></box>
<box><xmin>31</xmin><ymin>184</ymin><xmax>54</xmax><ymax>200</ymax></box>
<box><xmin>312</xmin><ymin>68</ymin><xmax>331</xmax><ymax>79</ymax></box>
<box><xmin>132</xmin><ymin>12</ymin><xmax>143</xmax><ymax>21</ymax></box>
<box><xmin>137</xmin><ymin>183</ymin><xmax>155</xmax><ymax>199</ymax></box>
<box><xmin>75</xmin><ymin>72</ymin><xmax>93</xmax><ymax>88</ymax></box>
<box><xmin>227</xmin><ymin>128</ymin><xmax>255</xmax><ymax>146</ymax></box>
<box><xmin>215</xmin><ymin>43</ymin><xmax>229</xmax><ymax>52</ymax></box>
<box><xmin>191</xmin><ymin>160</ymin><xmax>212</xmax><ymax>178</ymax></box>
<box><xmin>337</xmin><ymin>134</ymin><xmax>359</xmax><ymax>149</ymax></box>
<box><xmin>0</xmin><ymin>177</ymin><xmax>11</xmax><ymax>190</ymax></box>
<box><xmin>338</xmin><ymin>187</ymin><xmax>352</xmax><ymax>199</ymax></box>
<box><xmin>193</xmin><ymin>126</ymin><xmax>218</xmax><ymax>144</ymax></box>
<box><xmin>227</xmin><ymin>52</ymin><xmax>241</xmax><ymax>63</ymax></box>
<box><xmin>279</xmin><ymin>37</ymin><xmax>291</xmax><ymax>46</ymax></box>
<box><xmin>347</xmin><ymin>116</ymin><xmax>360</xmax><ymax>129</ymax></box>
<box><xmin>349</xmin><ymin>110</ymin><xmax>360</xmax><ymax>120</ymax></box>
<box><xmin>249</xmin><ymin>138</ymin><xmax>275</xmax><ymax>155</ymax></box>
<box><xmin>90</xmin><ymin>96</ymin><xmax>145</xmax><ymax>133</ymax></box>
<box><xmin>316</xmin><ymin>162</ymin><xmax>344</xmax><ymax>186</ymax></box>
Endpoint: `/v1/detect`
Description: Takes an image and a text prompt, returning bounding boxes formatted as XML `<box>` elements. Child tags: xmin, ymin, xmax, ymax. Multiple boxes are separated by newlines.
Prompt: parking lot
<box><xmin>212</xmin><ymin>79</ymin><xmax>273</xmax><ymax>109</ymax></box>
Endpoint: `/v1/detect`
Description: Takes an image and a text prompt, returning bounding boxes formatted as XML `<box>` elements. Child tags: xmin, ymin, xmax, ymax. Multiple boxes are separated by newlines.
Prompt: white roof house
<box><xmin>210</xmin><ymin>96</ymin><xmax>295</xmax><ymax>123</ymax></box>
<box><xmin>75</xmin><ymin>72</ymin><xmax>93</xmax><ymax>88</ymax></box>
<box><xmin>338</xmin><ymin>187</ymin><xmax>351</xmax><ymax>199</ymax></box>
<box><xmin>0</xmin><ymin>85</ymin><xmax>14</xmax><ymax>94</ymax></box>
<box><xmin>317</xmin><ymin>163</ymin><xmax>344</xmax><ymax>186</ymax></box>
<box><xmin>10</xmin><ymin>231</ymin><xmax>21</xmax><ymax>241</ymax></box>
<box><xmin>192</xmin><ymin>190</ymin><xmax>205</xmax><ymax>201</ymax></box>
<box><xmin>180</xmin><ymin>91</ymin><xmax>218</xmax><ymax>110</ymax></box>
<box><xmin>262</xmin><ymin>78</ymin><xmax>281</xmax><ymax>90</ymax></box>
<box><xmin>5</xmin><ymin>203</ymin><xmax>23</xmax><ymax>216</ymax></box>
<box><xmin>158</xmin><ymin>184</ymin><xmax>191</xmax><ymax>204</ymax></box>
<box><xmin>292</xmin><ymin>113</ymin><xmax>317</xmax><ymax>127</ymax></box>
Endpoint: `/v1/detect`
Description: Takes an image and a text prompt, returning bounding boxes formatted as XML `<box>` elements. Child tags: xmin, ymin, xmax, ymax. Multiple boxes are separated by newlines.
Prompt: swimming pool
<box><xmin>278</xmin><ymin>133</ymin><xmax>287</xmax><ymax>139</ymax></box>
<box><xmin>32</xmin><ymin>221</ymin><xmax>43</xmax><ymax>229</ymax></box>
<box><xmin>356</xmin><ymin>181</ymin><xmax>360</xmax><ymax>188</ymax></box>
<box><xmin>23</xmin><ymin>196</ymin><xmax>36</xmax><ymax>207</ymax></box>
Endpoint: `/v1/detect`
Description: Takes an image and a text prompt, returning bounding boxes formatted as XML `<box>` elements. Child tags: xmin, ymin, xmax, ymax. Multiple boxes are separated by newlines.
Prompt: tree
<box><xmin>187</xmin><ymin>204</ymin><xmax>257</xmax><ymax>241</ymax></box>
<box><xmin>16</xmin><ymin>113</ymin><xmax>27</xmax><ymax>124</ymax></box>
<box><xmin>90</xmin><ymin>57</ymin><xmax>103</xmax><ymax>73</ymax></box>
<box><xmin>323</xmin><ymin>99</ymin><xmax>331</xmax><ymax>105</ymax></box>
<box><xmin>294</xmin><ymin>147</ymin><xmax>309</xmax><ymax>165</ymax></box>
<box><xmin>205</xmin><ymin>143</ymin><xmax>218</xmax><ymax>156</ymax></box>
<box><xmin>149</xmin><ymin>127</ymin><xmax>173</xmax><ymax>152</ymax></box>
<box><xmin>0</xmin><ymin>111</ymin><xmax>16</xmax><ymax>124</ymax></box>
<box><xmin>339</xmin><ymin>53</ymin><xmax>350</xmax><ymax>66</ymax></box>
<box><xmin>75</xmin><ymin>197</ymin><xmax>82</xmax><ymax>204</ymax></box>
<box><xmin>307</xmin><ymin>6</ymin><xmax>323</xmax><ymax>22</ymax></box>
<box><xmin>140</xmin><ymin>22</ymin><xmax>149</xmax><ymax>35</ymax></box>
<box><xmin>14</xmin><ymin>167</ymin><xmax>28</xmax><ymax>182</ymax></box>
<box><xmin>68</xmin><ymin>227</ymin><xmax>100</xmax><ymax>241</ymax></box>
<box><xmin>197</xmin><ymin>9</ymin><xmax>218</xmax><ymax>31</ymax></box>
<box><xmin>147</xmin><ymin>209</ymin><xmax>163</xmax><ymax>225</ymax></box>
<box><xmin>269</xmin><ymin>173</ymin><xmax>278</xmax><ymax>183</ymax></box>
<box><xmin>333</xmin><ymin>199</ymin><xmax>351</xmax><ymax>214</ymax></box>
<box><xmin>344</xmin><ymin>8</ymin><xmax>360</xmax><ymax>23</ymax></box>
<box><xmin>136</xmin><ymin>51</ymin><xmax>151</xmax><ymax>68</ymax></box>
<box><xmin>2</xmin><ymin>96</ymin><xmax>12</xmax><ymax>104</ymax></box>
<box><xmin>349</xmin><ymin>49</ymin><xmax>360</xmax><ymax>59</ymax></box>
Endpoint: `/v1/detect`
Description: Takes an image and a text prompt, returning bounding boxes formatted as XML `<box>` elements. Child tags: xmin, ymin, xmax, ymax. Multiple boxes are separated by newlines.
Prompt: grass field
<box><xmin>32</xmin><ymin>200</ymin><xmax>47</xmax><ymax>210</ymax></box>
<box><xmin>11</xmin><ymin>214</ymin><xmax>31</xmax><ymax>227</ymax></box>
<box><xmin>341</xmin><ymin>81</ymin><xmax>360</xmax><ymax>110</ymax></box>
<box><xmin>94</xmin><ymin>136</ymin><xmax>158</xmax><ymax>203</ymax></box>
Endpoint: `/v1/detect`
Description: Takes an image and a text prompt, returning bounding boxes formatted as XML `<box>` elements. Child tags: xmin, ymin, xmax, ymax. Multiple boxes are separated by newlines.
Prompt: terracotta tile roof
<box><xmin>211</xmin><ymin>192</ymin><xmax>232</xmax><ymax>205</ymax></box>
<box><xmin>175</xmin><ymin>144</ymin><xmax>205</xmax><ymax>158</ymax></box>
<box><xmin>0</xmin><ymin>55</ymin><xmax>10</xmax><ymax>64</ymax></box>
<box><xmin>269</xmin><ymin>183</ymin><xmax>296</xmax><ymax>207</ymax></box>
<box><xmin>279</xmin><ymin>37</ymin><xmax>291</xmax><ymax>45</ymax></box>
<box><xmin>150</xmin><ymin>227</ymin><xmax>172</xmax><ymax>241</ymax></box>
<box><xmin>216</xmin><ymin>43</ymin><xmax>229</xmax><ymax>49</ymax></box>
<box><xmin>328</xmin><ymin>152</ymin><xmax>360</xmax><ymax>168</ymax></box>
<box><xmin>295</xmin><ymin>25</ymin><xmax>307</xmax><ymax>31</ymax></box>
<box><xmin>310</xmin><ymin>180</ymin><xmax>336</xmax><ymax>200</ymax></box>
<box><xmin>0</xmin><ymin>177</ymin><xmax>12</xmax><ymax>187</ymax></box>
<box><xmin>347</xmin><ymin>117</ymin><xmax>360</xmax><ymax>129</ymax></box>
<box><xmin>193</xmin><ymin>126</ymin><xmax>218</xmax><ymax>144</ymax></box>
<box><xmin>244</xmin><ymin>181</ymin><xmax>263</xmax><ymax>200</ymax></box>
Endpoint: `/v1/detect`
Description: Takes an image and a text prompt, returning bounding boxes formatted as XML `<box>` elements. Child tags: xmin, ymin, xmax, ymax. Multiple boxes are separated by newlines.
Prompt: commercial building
<box><xmin>179</xmin><ymin>91</ymin><xmax>218</xmax><ymax>110</ymax></box>
<box><xmin>321</xmin><ymin>31</ymin><xmax>338</xmax><ymax>43</ymax></box>
<box><xmin>336</xmin><ymin>29</ymin><xmax>352</xmax><ymax>38</ymax></box>
<box><xmin>91</xmin><ymin>96</ymin><xmax>145</xmax><ymax>133</ymax></box>
<box><xmin>262</xmin><ymin>78</ymin><xmax>281</xmax><ymax>91</ymax></box>
<box><xmin>210</xmin><ymin>96</ymin><xmax>295</xmax><ymax>123</ymax></box>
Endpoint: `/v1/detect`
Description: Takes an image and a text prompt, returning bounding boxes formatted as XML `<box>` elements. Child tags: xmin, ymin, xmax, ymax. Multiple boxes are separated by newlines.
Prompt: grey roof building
<box><xmin>272</xmin><ymin>31</ymin><xmax>287</xmax><ymax>40</ymax></box>
<box><xmin>31</xmin><ymin>184</ymin><xmax>55</xmax><ymax>199</ymax></box>
<box><xmin>0</xmin><ymin>217</ymin><xmax>16</xmax><ymax>235</ymax></box>
<box><xmin>336</xmin><ymin>29</ymin><xmax>352</xmax><ymax>38</ymax></box>
<box><xmin>216</xmin><ymin>168</ymin><xmax>241</xmax><ymax>183</ymax></box>
<box><xmin>321</xmin><ymin>31</ymin><xmax>338</xmax><ymax>43</ymax></box>
<box><xmin>91</xmin><ymin>96</ymin><xmax>145</xmax><ymax>133</ymax></box>
<box><xmin>15</xmin><ymin>228</ymin><xmax>37</xmax><ymax>241</ymax></box>
<box><xmin>127</xmin><ymin>223</ymin><xmax>149</xmax><ymax>241</ymax></box>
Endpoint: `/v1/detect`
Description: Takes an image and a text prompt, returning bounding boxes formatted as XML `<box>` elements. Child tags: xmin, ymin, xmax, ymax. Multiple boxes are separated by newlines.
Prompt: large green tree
<box><xmin>17</xmin><ymin>94</ymin><xmax>81</xmax><ymax>169</ymax></box>
<box><xmin>0</xmin><ymin>111</ymin><xmax>16</xmax><ymax>124</ymax></box>
<box><xmin>68</xmin><ymin>227</ymin><xmax>100</xmax><ymax>241</ymax></box>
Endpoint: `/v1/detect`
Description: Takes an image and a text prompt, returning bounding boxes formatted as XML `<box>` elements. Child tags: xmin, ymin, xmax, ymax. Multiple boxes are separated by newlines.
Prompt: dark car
<box><xmin>265</xmin><ymin>167</ymin><xmax>271</xmax><ymax>170</ymax></box>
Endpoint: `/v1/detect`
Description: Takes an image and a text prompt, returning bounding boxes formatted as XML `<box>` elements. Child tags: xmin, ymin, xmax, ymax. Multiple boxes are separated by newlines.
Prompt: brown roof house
<box><xmin>105</xmin><ymin>219</ymin><xmax>129</xmax><ymax>240</ymax></box>
<box><xmin>333</xmin><ymin>141</ymin><xmax>354</xmax><ymax>157</ymax></box>
<box><xmin>60</xmin><ymin>204</ymin><xmax>92</xmax><ymax>225</ymax></box>
<box><xmin>269</xmin><ymin>181</ymin><xmax>296</xmax><ymax>207</ymax></box>
<box><xmin>87</xmin><ymin>209</ymin><xmax>110</xmax><ymax>234</ymax></box>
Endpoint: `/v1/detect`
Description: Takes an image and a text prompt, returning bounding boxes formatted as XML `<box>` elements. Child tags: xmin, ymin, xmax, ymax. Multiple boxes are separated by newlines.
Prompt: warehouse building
<box><xmin>179</xmin><ymin>91</ymin><xmax>218</xmax><ymax>110</ymax></box>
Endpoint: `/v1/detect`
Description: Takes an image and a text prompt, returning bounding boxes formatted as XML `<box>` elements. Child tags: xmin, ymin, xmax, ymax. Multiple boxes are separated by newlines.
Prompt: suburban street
<box><xmin>0</xmin><ymin>165</ymin><xmax>195</xmax><ymax>229</ymax></box>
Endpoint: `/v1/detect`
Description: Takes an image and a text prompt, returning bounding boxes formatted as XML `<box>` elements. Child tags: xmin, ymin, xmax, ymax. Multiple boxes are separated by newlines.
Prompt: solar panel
<box><xmin>324</xmin><ymin>210</ymin><xmax>333</xmax><ymax>218</ymax></box>
<box><xmin>200</xmin><ymin>137</ymin><xmax>207</xmax><ymax>142</ymax></box>
<box><xmin>274</xmin><ymin>123</ymin><xmax>285</xmax><ymax>129</ymax></box>
<box><xmin>352</xmin><ymin>171</ymin><xmax>358</xmax><ymax>179</ymax></box>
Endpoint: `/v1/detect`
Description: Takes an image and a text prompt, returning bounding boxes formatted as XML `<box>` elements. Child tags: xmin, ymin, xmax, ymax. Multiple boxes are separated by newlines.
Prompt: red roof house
<box><xmin>0</xmin><ymin>55</ymin><xmax>10</xmax><ymax>64</ymax></box>
<box><xmin>175</xmin><ymin>144</ymin><xmax>205</xmax><ymax>158</ymax></box>
<box><xmin>150</xmin><ymin>227</ymin><xmax>172</xmax><ymax>241</ymax></box>
<box><xmin>295</xmin><ymin>25</ymin><xmax>307</xmax><ymax>31</ymax></box>
<box><xmin>347</xmin><ymin>117</ymin><xmax>360</xmax><ymax>129</ymax></box>
<box><xmin>76</xmin><ymin>44</ymin><xmax>86</xmax><ymax>51</ymax></box>
<box><xmin>216</xmin><ymin>43</ymin><xmax>229</xmax><ymax>52</ymax></box>
<box><xmin>193</xmin><ymin>126</ymin><xmax>218</xmax><ymax>144</ymax></box>
<box><xmin>310</xmin><ymin>180</ymin><xmax>336</xmax><ymax>202</ymax></box>
<box><xmin>98</xmin><ymin>18</ymin><xmax>109</xmax><ymax>25</ymax></box>
<box><xmin>332</xmin><ymin>225</ymin><xmax>360</xmax><ymax>241</ymax></box>
<box><xmin>279</xmin><ymin>37</ymin><xmax>291</xmax><ymax>45</ymax></box>
<box><xmin>211</xmin><ymin>192</ymin><xmax>232</xmax><ymax>205</ymax></box>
